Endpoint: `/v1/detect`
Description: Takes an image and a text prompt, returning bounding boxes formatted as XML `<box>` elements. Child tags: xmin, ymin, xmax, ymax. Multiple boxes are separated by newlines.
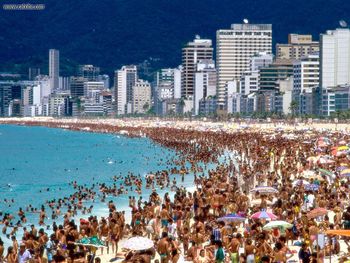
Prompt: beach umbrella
<box><xmin>250</xmin><ymin>186</ymin><xmax>278</xmax><ymax>194</ymax></box>
<box><xmin>263</xmin><ymin>220</ymin><xmax>293</xmax><ymax>230</ymax></box>
<box><xmin>318</xmin><ymin>169</ymin><xmax>334</xmax><ymax>177</ymax></box>
<box><xmin>325</xmin><ymin>229</ymin><xmax>350</xmax><ymax>237</ymax></box>
<box><xmin>292</xmin><ymin>179</ymin><xmax>309</xmax><ymax>187</ymax></box>
<box><xmin>307</xmin><ymin>208</ymin><xmax>328</xmax><ymax>219</ymax></box>
<box><xmin>341</xmin><ymin>169</ymin><xmax>350</xmax><ymax>177</ymax></box>
<box><xmin>304</xmin><ymin>184</ymin><xmax>319</xmax><ymax>191</ymax></box>
<box><xmin>318</xmin><ymin>156</ymin><xmax>335</xmax><ymax>164</ymax></box>
<box><xmin>251</xmin><ymin>210</ymin><xmax>278</xmax><ymax>220</ymax></box>
<box><xmin>337</xmin><ymin>166</ymin><xmax>348</xmax><ymax>171</ymax></box>
<box><xmin>74</xmin><ymin>236</ymin><xmax>107</xmax><ymax>248</ymax></box>
<box><xmin>122</xmin><ymin>236</ymin><xmax>154</xmax><ymax>251</ymax></box>
<box><xmin>217</xmin><ymin>213</ymin><xmax>246</xmax><ymax>223</ymax></box>
<box><xmin>302</xmin><ymin>169</ymin><xmax>316</xmax><ymax>176</ymax></box>
<box><xmin>338</xmin><ymin>140</ymin><xmax>347</xmax><ymax>145</ymax></box>
<box><xmin>317</xmin><ymin>137</ymin><xmax>331</xmax><ymax>147</ymax></box>
<box><xmin>338</xmin><ymin>145</ymin><xmax>349</xmax><ymax>151</ymax></box>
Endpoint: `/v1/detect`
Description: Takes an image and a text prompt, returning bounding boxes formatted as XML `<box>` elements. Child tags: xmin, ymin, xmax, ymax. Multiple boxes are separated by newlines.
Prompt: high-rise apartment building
<box><xmin>49</xmin><ymin>49</ymin><xmax>59</xmax><ymax>92</ymax></box>
<box><xmin>194</xmin><ymin>60</ymin><xmax>217</xmax><ymax>115</ymax></box>
<box><xmin>240</xmin><ymin>52</ymin><xmax>273</xmax><ymax>96</ymax></box>
<box><xmin>114</xmin><ymin>65</ymin><xmax>137</xmax><ymax>115</ymax></box>
<box><xmin>181</xmin><ymin>37</ymin><xmax>213</xmax><ymax>99</ymax></box>
<box><xmin>320</xmin><ymin>28</ymin><xmax>350</xmax><ymax>115</ymax></box>
<box><xmin>293</xmin><ymin>53</ymin><xmax>319</xmax><ymax>111</ymax></box>
<box><xmin>216</xmin><ymin>23</ymin><xmax>272</xmax><ymax>109</ymax></box>
<box><xmin>156</xmin><ymin>67</ymin><xmax>182</xmax><ymax>100</ymax></box>
<box><xmin>132</xmin><ymin>80</ymin><xmax>151</xmax><ymax>114</ymax></box>
<box><xmin>276</xmin><ymin>34</ymin><xmax>319</xmax><ymax>60</ymax></box>
<box><xmin>78</xmin><ymin>65</ymin><xmax>100</xmax><ymax>81</ymax></box>
<box><xmin>320</xmin><ymin>28</ymin><xmax>350</xmax><ymax>89</ymax></box>
<box><xmin>70</xmin><ymin>77</ymin><xmax>86</xmax><ymax>98</ymax></box>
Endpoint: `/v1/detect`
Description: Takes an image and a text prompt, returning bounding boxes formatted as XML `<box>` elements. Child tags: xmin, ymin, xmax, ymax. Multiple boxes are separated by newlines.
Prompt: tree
<box><xmin>143</xmin><ymin>102</ymin><xmax>150</xmax><ymax>112</ymax></box>
<box><xmin>289</xmin><ymin>100</ymin><xmax>299</xmax><ymax>117</ymax></box>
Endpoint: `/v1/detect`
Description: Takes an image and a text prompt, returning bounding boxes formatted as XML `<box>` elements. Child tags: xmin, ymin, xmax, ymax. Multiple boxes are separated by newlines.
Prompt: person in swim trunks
<box><xmin>157</xmin><ymin>232</ymin><xmax>170</xmax><ymax>263</ymax></box>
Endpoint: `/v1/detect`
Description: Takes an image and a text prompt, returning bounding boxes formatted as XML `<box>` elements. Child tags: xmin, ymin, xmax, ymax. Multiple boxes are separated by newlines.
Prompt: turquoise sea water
<box><xmin>0</xmin><ymin>124</ymin><xmax>193</xmax><ymax>247</ymax></box>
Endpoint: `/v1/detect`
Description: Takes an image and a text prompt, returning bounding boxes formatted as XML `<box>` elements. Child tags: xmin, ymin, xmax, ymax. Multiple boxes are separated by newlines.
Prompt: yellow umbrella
<box><xmin>341</xmin><ymin>169</ymin><xmax>350</xmax><ymax>175</ymax></box>
<box><xmin>338</xmin><ymin>146</ymin><xmax>349</xmax><ymax>151</ymax></box>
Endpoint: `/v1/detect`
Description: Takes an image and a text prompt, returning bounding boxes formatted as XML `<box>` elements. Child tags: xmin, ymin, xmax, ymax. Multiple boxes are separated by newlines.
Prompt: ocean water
<box><xmin>0</xmin><ymin>124</ymin><xmax>194</xmax><ymax>247</ymax></box>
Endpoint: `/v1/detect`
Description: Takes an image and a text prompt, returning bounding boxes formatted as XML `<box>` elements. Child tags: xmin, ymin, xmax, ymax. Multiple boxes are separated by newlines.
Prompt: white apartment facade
<box><xmin>293</xmin><ymin>54</ymin><xmax>319</xmax><ymax>102</ymax></box>
<box><xmin>320</xmin><ymin>28</ymin><xmax>350</xmax><ymax>89</ymax></box>
<box><xmin>114</xmin><ymin>65</ymin><xmax>137</xmax><ymax>115</ymax></box>
<box><xmin>193</xmin><ymin>60</ymin><xmax>217</xmax><ymax>115</ymax></box>
<box><xmin>132</xmin><ymin>80</ymin><xmax>151</xmax><ymax>114</ymax></box>
<box><xmin>216</xmin><ymin>23</ymin><xmax>272</xmax><ymax>109</ymax></box>
<box><xmin>182</xmin><ymin>37</ymin><xmax>213</xmax><ymax>99</ymax></box>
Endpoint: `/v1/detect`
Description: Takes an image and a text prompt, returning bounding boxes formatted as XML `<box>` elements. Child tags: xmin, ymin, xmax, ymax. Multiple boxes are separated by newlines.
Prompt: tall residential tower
<box><xmin>216</xmin><ymin>23</ymin><xmax>272</xmax><ymax>109</ymax></box>
<box><xmin>181</xmin><ymin>37</ymin><xmax>213</xmax><ymax>99</ymax></box>
<box><xmin>49</xmin><ymin>49</ymin><xmax>59</xmax><ymax>93</ymax></box>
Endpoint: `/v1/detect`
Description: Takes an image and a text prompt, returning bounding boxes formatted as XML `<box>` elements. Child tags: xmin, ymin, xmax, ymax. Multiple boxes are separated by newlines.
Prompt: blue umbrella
<box><xmin>305</xmin><ymin>184</ymin><xmax>319</xmax><ymax>191</ymax></box>
<box><xmin>217</xmin><ymin>213</ymin><xmax>246</xmax><ymax>223</ymax></box>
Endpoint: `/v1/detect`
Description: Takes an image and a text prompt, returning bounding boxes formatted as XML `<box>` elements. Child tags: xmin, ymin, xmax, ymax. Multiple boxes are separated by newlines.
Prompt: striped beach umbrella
<box><xmin>307</xmin><ymin>207</ymin><xmax>328</xmax><ymax>219</ymax></box>
<box><xmin>251</xmin><ymin>210</ymin><xmax>278</xmax><ymax>220</ymax></box>
<box><xmin>318</xmin><ymin>169</ymin><xmax>334</xmax><ymax>177</ymax></box>
<box><xmin>337</xmin><ymin>166</ymin><xmax>348</xmax><ymax>171</ymax></box>
<box><xmin>341</xmin><ymin>169</ymin><xmax>350</xmax><ymax>177</ymax></box>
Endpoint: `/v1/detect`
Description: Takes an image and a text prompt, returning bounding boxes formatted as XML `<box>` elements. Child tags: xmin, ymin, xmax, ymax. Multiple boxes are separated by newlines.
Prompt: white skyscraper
<box><xmin>194</xmin><ymin>60</ymin><xmax>216</xmax><ymax>115</ymax></box>
<box><xmin>182</xmin><ymin>37</ymin><xmax>213</xmax><ymax>99</ymax></box>
<box><xmin>49</xmin><ymin>49</ymin><xmax>59</xmax><ymax>93</ymax></box>
<box><xmin>216</xmin><ymin>23</ymin><xmax>272</xmax><ymax>109</ymax></box>
<box><xmin>320</xmin><ymin>28</ymin><xmax>350</xmax><ymax>89</ymax></box>
<box><xmin>114</xmin><ymin>65</ymin><xmax>137</xmax><ymax>115</ymax></box>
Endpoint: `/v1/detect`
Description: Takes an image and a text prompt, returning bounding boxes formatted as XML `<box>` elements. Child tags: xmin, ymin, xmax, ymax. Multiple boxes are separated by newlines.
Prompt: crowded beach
<box><xmin>1</xmin><ymin>117</ymin><xmax>350</xmax><ymax>262</ymax></box>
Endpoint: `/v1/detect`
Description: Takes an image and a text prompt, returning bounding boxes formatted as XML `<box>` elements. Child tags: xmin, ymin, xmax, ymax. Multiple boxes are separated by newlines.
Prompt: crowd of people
<box><xmin>0</xmin><ymin>120</ymin><xmax>350</xmax><ymax>263</ymax></box>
